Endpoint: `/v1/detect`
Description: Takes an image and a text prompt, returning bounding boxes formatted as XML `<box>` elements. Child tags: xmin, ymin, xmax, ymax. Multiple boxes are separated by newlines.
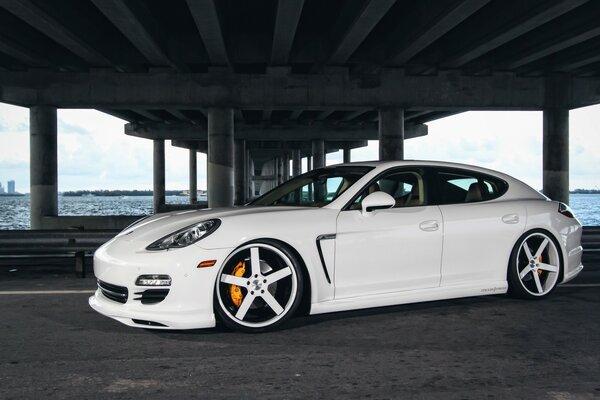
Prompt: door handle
<box><xmin>419</xmin><ymin>220</ymin><xmax>439</xmax><ymax>232</ymax></box>
<box><xmin>502</xmin><ymin>213</ymin><xmax>519</xmax><ymax>224</ymax></box>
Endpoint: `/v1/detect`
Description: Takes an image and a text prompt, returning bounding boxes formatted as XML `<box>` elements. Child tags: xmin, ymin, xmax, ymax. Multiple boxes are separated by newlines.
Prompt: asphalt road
<box><xmin>0</xmin><ymin>263</ymin><xmax>598</xmax><ymax>399</ymax></box>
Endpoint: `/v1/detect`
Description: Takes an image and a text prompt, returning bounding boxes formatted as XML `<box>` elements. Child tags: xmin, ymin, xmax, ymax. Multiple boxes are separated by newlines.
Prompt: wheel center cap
<box><xmin>252</xmin><ymin>279</ymin><xmax>262</xmax><ymax>291</ymax></box>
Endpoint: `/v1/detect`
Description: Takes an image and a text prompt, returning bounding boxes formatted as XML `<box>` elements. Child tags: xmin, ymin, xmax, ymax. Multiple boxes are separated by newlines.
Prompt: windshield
<box><xmin>250</xmin><ymin>166</ymin><xmax>373</xmax><ymax>207</ymax></box>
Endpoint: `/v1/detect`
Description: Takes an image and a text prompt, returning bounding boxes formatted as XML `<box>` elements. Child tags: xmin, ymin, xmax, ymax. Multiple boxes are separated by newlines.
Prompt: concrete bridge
<box><xmin>0</xmin><ymin>0</ymin><xmax>599</xmax><ymax>228</ymax></box>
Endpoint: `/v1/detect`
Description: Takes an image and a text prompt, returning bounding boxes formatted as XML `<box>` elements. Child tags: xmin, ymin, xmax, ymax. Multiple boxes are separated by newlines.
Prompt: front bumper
<box><xmin>89</xmin><ymin>237</ymin><xmax>234</xmax><ymax>330</ymax></box>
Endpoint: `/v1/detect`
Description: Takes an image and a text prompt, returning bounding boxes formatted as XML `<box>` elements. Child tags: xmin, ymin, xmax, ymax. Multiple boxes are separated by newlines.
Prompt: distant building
<box><xmin>0</xmin><ymin>182</ymin><xmax>4</xmax><ymax>194</ymax></box>
<box><xmin>7</xmin><ymin>180</ymin><xmax>15</xmax><ymax>194</ymax></box>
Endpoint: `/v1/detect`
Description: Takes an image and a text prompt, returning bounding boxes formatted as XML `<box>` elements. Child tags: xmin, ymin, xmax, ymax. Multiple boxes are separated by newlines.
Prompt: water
<box><xmin>569</xmin><ymin>194</ymin><xmax>600</xmax><ymax>225</ymax></box>
<box><xmin>0</xmin><ymin>194</ymin><xmax>598</xmax><ymax>229</ymax></box>
<box><xmin>0</xmin><ymin>195</ymin><xmax>193</xmax><ymax>230</ymax></box>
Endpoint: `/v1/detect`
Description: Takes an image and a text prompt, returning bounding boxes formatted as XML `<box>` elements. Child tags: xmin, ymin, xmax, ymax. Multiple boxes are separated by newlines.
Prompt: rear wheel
<box><xmin>215</xmin><ymin>241</ymin><xmax>303</xmax><ymax>332</ymax></box>
<box><xmin>508</xmin><ymin>230</ymin><xmax>561</xmax><ymax>299</ymax></box>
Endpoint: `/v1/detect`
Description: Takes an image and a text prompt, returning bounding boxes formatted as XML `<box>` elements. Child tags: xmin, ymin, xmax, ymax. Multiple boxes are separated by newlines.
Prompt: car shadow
<box><xmin>145</xmin><ymin>294</ymin><xmax>510</xmax><ymax>339</ymax></box>
<box><xmin>281</xmin><ymin>294</ymin><xmax>509</xmax><ymax>331</ymax></box>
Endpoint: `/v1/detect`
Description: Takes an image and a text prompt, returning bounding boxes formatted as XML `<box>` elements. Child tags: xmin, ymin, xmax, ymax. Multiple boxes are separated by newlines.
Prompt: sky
<box><xmin>0</xmin><ymin>102</ymin><xmax>598</xmax><ymax>193</ymax></box>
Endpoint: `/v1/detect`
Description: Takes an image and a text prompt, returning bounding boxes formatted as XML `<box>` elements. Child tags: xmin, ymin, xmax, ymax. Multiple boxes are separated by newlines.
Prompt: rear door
<box><xmin>434</xmin><ymin>168</ymin><xmax>526</xmax><ymax>286</ymax></box>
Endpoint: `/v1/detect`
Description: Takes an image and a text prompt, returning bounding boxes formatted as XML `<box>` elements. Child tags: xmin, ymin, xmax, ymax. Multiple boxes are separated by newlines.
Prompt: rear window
<box><xmin>436</xmin><ymin>169</ymin><xmax>508</xmax><ymax>205</ymax></box>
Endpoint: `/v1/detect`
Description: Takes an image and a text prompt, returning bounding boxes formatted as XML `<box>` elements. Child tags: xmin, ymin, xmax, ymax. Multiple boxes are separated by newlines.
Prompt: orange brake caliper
<box><xmin>537</xmin><ymin>255</ymin><xmax>543</xmax><ymax>276</ymax></box>
<box><xmin>229</xmin><ymin>261</ymin><xmax>246</xmax><ymax>307</ymax></box>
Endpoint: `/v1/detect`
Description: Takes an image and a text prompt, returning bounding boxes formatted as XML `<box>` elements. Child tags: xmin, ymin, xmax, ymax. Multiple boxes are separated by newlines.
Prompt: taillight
<box><xmin>558</xmin><ymin>202</ymin><xmax>575</xmax><ymax>218</ymax></box>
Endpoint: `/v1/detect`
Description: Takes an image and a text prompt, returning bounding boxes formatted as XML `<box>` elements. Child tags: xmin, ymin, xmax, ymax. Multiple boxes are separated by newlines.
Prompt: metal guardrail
<box><xmin>0</xmin><ymin>230</ymin><xmax>118</xmax><ymax>277</ymax></box>
<box><xmin>582</xmin><ymin>226</ymin><xmax>600</xmax><ymax>266</ymax></box>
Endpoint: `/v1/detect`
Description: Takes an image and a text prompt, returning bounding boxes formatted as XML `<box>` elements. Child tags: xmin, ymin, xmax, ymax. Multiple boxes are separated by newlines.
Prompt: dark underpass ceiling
<box><xmin>0</xmin><ymin>0</ymin><xmax>599</xmax><ymax>126</ymax></box>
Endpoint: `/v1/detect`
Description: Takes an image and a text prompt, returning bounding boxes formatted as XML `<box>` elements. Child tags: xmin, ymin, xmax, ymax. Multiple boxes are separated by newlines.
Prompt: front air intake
<box><xmin>97</xmin><ymin>280</ymin><xmax>128</xmax><ymax>304</ymax></box>
<box><xmin>132</xmin><ymin>319</ymin><xmax>167</xmax><ymax>327</ymax></box>
<box><xmin>133</xmin><ymin>289</ymin><xmax>170</xmax><ymax>305</ymax></box>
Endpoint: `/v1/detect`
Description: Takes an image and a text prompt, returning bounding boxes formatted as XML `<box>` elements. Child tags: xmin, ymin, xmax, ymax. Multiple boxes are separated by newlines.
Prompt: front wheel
<box><xmin>215</xmin><ymin>241</ymin><xmax>303</xmax><ymax>332</ymax></box>
<box><xmin>508</xmin><ymin>230</ymin><xmax>562</xmax><ymax>299</ymax></box>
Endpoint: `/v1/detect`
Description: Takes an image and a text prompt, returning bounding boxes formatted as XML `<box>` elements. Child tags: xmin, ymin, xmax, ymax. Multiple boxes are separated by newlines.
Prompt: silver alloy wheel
<box><xmin>216</xmin><ymin>243</ymin><xmax>298</xmax><ymax>329</ymax></box>
<box><xmin>515</xmin><ymin>232</ymin><xmax>560</xmax><ymax>296</ymax></box>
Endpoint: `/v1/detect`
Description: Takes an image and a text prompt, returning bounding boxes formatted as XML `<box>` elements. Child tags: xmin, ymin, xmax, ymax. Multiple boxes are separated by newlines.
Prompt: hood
<box><xmin>114</xmin><ymin>206</ymin><xmax>308</xmax><ymax>246</ymax></box>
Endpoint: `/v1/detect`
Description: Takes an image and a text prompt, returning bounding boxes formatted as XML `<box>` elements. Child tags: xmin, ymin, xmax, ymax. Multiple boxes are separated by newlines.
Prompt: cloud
<box><xmin>58</xmin><ymin>118</ymin><xmax>89</xmax><ymax>135</ymax></box>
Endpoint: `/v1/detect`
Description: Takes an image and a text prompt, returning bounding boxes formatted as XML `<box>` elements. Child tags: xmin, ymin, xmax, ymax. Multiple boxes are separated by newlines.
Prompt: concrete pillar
<box><xmin>30</xmin><ymin>106</ymin><xmax>57</xmax><ymax>229</ymax></box>
<box><xmin>543</xmin><ymin>108</ymin><xmax>569</xmax><ymax>204</ymax></box>
<box><xmin>247</xmin><ymin>150</ymin><xmax>254</xmax><ymax>199</ymax></box>
<box><xmin>312</xmin><ymin>139</ymin><xmax>325</xmax><ymax>169</ymax></box>
<box><xmin>292</xmin><ymin>149</ymin><xmax>301</xmax><ymax>177</ymax></box>
<box><xmin>234</xmin><ymin>139</ymin><xmax>246</xmax><ymax>205</ymax></box>
<box><xmin>343</xmin><ymin>148</ymin><xmax>351</xmax><ymax>163</ymax></box>
<box><xmin>153</xmin><ymin>139</ymin><xmax>165</xmax><ymax>213</ymax></box>
<box><xmin>283</xmin><ymin>153</ymin><xmax>290</xmax><ymax>182</ymax></box>
<box><xmin>378</xmin><ymin>108</ymin><xmax>404</xmax><ymax>160</ymax></box>
<box><xmin>307</xmin><ymin>155</ymin><xmax>312</xmax><ymax>171</ymax></box>
<box><xmin>277</xmin><ymin>157</ymin><xmax>284</xmax><ymax>184</ymax></box>
<box><xmin>189</xmin><ymin>149</ymin><xmax>197</xmax><ymax>204</ymax></box>
<box><xmin>208</xmin><ymin>108</ymin><xmax>234</xmax><ymax>207</ymax></box>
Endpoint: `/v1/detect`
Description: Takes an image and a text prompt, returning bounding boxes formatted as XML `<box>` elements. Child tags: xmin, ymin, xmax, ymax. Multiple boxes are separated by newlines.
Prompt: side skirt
<box><xmin>309</xmin><ymin>281</ymin><xmax>508</xmax><ymax>315</ymax></box>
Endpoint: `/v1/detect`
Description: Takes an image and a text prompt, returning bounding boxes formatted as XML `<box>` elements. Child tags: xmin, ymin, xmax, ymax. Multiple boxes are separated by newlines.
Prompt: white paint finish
<box><xmin>88</xmin><ymin>160</ymin><xmax>583</xmax><ymax>330</ymax></box>
<box><xmin>335</xmin><ymin>206</ymin><xmax>443</xmax><ymax>298</ymax></box>
<box><xmin>439</xmin><ymin>200</ymin><xmax>527</xmax><ymax>286</ymax></box>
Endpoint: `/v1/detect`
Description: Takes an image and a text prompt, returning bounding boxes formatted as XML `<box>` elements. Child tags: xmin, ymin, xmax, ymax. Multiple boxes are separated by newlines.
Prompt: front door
<box><xmin>334</xmin><ymin>168</ymin><xmax>443</xmax><ymax>299</ymax></box>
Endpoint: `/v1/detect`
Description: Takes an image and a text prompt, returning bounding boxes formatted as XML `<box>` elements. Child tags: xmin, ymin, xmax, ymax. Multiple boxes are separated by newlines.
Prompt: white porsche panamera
<box><xmin>89</xmin><ymin>161</ymin><xmax>584</xmax><ymax>332</ymax></box>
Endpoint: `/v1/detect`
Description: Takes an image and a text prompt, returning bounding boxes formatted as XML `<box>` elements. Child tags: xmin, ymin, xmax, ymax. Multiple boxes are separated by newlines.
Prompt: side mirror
<box><xmin>361</xmin><ymin>191</ymin><xmax>395</xmax><ymax>216</ymax></box>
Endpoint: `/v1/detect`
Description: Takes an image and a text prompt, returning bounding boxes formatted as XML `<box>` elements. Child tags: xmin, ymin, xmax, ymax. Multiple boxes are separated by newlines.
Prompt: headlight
<box><xmin>146</xmin><ymin>219</ymin><xmax>220</xmax><ymax>251</ymax></box>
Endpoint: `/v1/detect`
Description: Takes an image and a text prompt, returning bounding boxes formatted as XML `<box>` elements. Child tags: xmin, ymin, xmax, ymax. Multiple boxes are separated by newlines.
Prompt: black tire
<box><xmin>507</xmin><ymin>229</ymin><xmax>562</xmax><ymax>300</ymax></box>
<box><xmin>214</xmin><ymin>240</ymin><xmax>304</xmax><ymax>333</ymax></box>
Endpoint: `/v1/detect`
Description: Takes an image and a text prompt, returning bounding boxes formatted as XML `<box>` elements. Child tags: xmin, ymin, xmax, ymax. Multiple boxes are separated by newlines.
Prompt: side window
<box><xmin>436</xmin><ymin>169</ymin><xmax>507</xmax><ymax>205</ymax></box>
<box><xmin>349</xmin><ymin>169</ymin><xmax>427</xmax><ymax>209</ymax></box>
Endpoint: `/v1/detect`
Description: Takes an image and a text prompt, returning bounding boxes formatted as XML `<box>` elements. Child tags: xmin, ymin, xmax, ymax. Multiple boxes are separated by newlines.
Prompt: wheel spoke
<box><xmin>532</xmin><ymin>272</ymin><xmax>544</xmax><ymax>294</ymax></box>
<box><xmin>220</xmin><ymin>274</ymin><xmax>248</xmax><ymax>286</ymax></box>
<box><xmin>267</xmin><ymin>267</ymin><xmax>292</xmax><ymax>283</ymax></box>
<box><xmin>538</xmin><ymin>263</ymin><xmax>558</xmax><ymax>273</ymax></box>
<box><xmin>261</xmin><ymin>291</ymin><xmax>284</xmax><ymax>315</ymax></box>
<box><xmin>519</xmin><ymin>266</ymin><xmax>532</xmax><ymax>279</ymax></box>
<box><xmin>523</xmin><ymin>242</ymin><xmax>534</xmax><ymax>260</ymax></box>
<box><xmin>250</xmin><ymin>247</ymin><xmax>261</xmax><ymax>277</ymax></box>
<box><xmin>235</xmin><ymin>294</ymin><xmax>255</xmax><ymax>320</ymax></box>
<box><xmin>534</xmin><ymin>238</ymin><xmax>549</xmax><ymax>259</ymax></box>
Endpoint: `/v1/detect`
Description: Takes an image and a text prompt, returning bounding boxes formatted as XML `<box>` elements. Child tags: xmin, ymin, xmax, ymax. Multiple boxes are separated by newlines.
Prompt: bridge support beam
<box><xmin>234</xmin><ymin>139</ymin><xmax>246</xmax><ymax>205</ymax></box>
<box><xmin>543</xmin><ymin>108</ymin><xmax>569</xmax><ymax>204</ymax></box>
<box><xmin>379</xmin><ymin>108</ymin><xmax>404</xmax><ymax>160</ymax></box>
<box><xmin>189</xmin><ymin>149</ymin><xmax>197</xmax><ymax>204</ymax></box>
<box><xmin>312</xmin><ymin>139</ymin><xmax>325</xmax><ymax>169</ymax></box>
<box><xmin>343</xmin><ymin>148</ymin><xmax>351</xmax><ymax>163</ymax></box>
<box><xmin>30</xmin><ymin>106</ymin><xmax>58</xmax><ymax>229</ymax></box>
<box><xmin>247</xmin><ymin>149</ymin><xmax>254</xmax><ymax>200</ymax></box>
<box><xmin>292</xmin><ymin>149</ymin><xmax>301</xmax><ymax>177</ymax></box>
<box><xmin>153</xmin><ymin>139</ymin><xmax>165</xmax><ymax>213</ymax></box>
<box><xmin>208</xmin><ymin>108</ymin><xmax>234</xmax><ymax>207</ymax></box>
<box><xmin>282</xmin><ymin>153</ymin><xmax>290</xmax><ymax>182</ymax></box>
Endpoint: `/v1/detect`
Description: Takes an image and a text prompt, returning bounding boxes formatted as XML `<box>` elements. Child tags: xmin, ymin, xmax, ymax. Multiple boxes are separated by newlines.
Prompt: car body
<box><xmin>89</xmin><ymin>160</ymin><xmax>584</xmax><ymax>332</ymax></box>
